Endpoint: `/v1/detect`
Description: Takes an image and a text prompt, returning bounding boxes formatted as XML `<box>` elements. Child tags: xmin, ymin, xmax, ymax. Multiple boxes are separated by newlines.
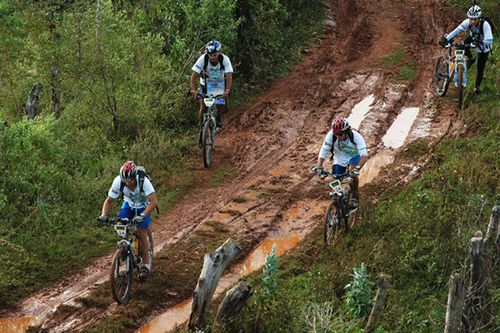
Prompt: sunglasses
<box><xmin>334</xmin><ymin>131</ymin><xmax>346</xmax><ymax>137</ymax></box>
<box><xmin>208</xmin><ymin>52</ymin><xmax>219</xmax><ymax>57</ymax></box>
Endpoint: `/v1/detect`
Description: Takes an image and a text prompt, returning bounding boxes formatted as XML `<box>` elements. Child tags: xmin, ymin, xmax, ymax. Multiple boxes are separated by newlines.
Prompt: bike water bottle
<box><xmin>133</xmin><ymin>238</ymin><xmax>139</xmax><ymax>257</ymax></box>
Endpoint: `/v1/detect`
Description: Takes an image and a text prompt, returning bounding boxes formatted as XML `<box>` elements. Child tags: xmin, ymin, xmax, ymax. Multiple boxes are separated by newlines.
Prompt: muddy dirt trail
<box><xmin>1</xmin><ymin>0</ymin><xmax>464</xmax><ymax>332</ymax></box>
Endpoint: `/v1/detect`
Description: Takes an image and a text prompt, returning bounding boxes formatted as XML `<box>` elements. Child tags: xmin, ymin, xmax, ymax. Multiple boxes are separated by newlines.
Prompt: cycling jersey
<box><xmin>319</xmin><ymin>130</ymin><xmax>368</xmax><ymax>166</ymax></box>
<box><xmin>446</xmin><ymin>19</ymin><xmax>493</xmax><ymax>53</ymax></box>
<box><xmin>108</xmin><ymin>175</ymin><xmax>155</xmax><ymax>209</ymax></box>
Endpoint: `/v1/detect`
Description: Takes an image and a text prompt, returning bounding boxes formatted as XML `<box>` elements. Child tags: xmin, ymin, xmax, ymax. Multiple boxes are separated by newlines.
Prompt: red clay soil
<box><xmin>3</xmin><ymin>0</ymin><xmax>465</xmax><ymax>332</ymax></box>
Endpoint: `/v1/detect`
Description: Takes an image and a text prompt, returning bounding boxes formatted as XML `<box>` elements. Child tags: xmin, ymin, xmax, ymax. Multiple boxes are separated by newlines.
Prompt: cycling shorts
<box><xmin>118</xmin><ymin>201</ymin><xmax>151</xmax><ymax>229</ymax></box>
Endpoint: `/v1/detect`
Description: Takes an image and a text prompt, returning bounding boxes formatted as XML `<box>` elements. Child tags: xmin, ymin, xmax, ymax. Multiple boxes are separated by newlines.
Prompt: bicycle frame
<box><xmin>328</xmin><ymin>174</ymin><xmax>352</xmax><ymax>218</ymax></box>
<box><xmin>112</xmin><ymin>218</ymin><xmax>142</xmax><ymax>268</ymax></box>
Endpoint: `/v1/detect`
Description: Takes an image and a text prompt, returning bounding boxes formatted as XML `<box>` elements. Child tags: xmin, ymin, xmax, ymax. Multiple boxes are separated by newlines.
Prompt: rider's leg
<box><xmin>475</xmin><ymin>51</ymin><xmax>489</xmax><ymax>93</ymax></box>
<box><xmin>465</xmin><ymin>48</ymin><xmax>475</xmax><ymax>69</ymax></box>
<box><xmin>136</xmin><ymin>210</ymin><xmax>151</xmax><ymax>277</ymax></box>
<box><xmin>118</xmin><ymin>201</ymin><xmax>132</xmax><ymax>220</ymax></box>
<box><xmin>332</xmin><ymin>164</ymin><xmax>347</xmax><ymax>177</ymax></box>
<box><xmin>216</xmin><ymin>104</ymin><xmax>225</xmax><ymax>128</ymax></box>
<box><xmin>348</xmin><ymin>156</ymin><xmax>361</xmax><ymax>209</ymax></box>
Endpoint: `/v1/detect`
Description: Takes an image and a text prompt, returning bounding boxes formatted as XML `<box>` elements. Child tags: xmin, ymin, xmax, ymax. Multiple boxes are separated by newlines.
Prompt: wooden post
<box><xmin>25</xmin><ymin>83</ymin><xmax>43</xmax><ymax>120</ymax></box>
<box><xmin>365</xmin><ymin>273</ymin><xmax>391</xmax><ymax>333</ymax></box>
<box><xmin>484</xmin><ymin>206</ymin><xmax>499</xmax><ymax>259</ymax></box>
<box><xmin>213</xmin><ymin>282</ymin><xmax>253</xmax><ymax>331</ymax></box>
<box><xmin>444</xmin><ymin>273</ymin><xmax>465</xmax><ymax>333</ymax></box>
<box><xmin>51</xmin><ymin>66</ymin><xmax>61</xmax><ymax>119</ymax></box>
<box><xmin>188</xmin><ymin>239</ymin><xmax>242</xmax><ymax>331</ymax></box>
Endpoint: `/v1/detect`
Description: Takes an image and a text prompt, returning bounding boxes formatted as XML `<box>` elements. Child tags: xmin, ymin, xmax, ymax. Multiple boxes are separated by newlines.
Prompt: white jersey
<box><xmin>319</xmin><ymin>130</ymin><xmax>368</xmax><ymax>166</ymax></box>
<box><xmin>191</xmin><ymin>53</ymin><xmax>233</xmax><ymax>86</ymax></box>
<box><xmin>108</xmin><ymin>175</ymin><xmax>155</xmax><ymax>209</ymax></box>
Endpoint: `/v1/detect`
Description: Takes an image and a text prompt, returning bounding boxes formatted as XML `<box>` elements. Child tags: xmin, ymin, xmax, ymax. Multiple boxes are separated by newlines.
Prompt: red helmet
<box><xmin>331</xmin><ymin>118</ymin><xmax>350</xmax><ymax>135</ymax></box>
<box><xmin>120</xmin><ymin>161</ymin><xmax>137</xmax><ymax>181</ymax></box>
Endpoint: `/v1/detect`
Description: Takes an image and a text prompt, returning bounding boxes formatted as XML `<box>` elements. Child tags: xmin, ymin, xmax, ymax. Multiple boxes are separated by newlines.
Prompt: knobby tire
<box><xmin>434</xmin><ymin>56</ymin><xmax>450</xmax><ymax>97</ymax></box>
<box><xmin>457</xmin><ymin>64</ymin><xmax>464</xmax><ymax>109</ymax></box>
<box><xmin>110</xmin><ymin>248</ymin><xmax>132</xmax><ymax>304</ymax></box>
<box><xmin>202</xmin><ymin>120</ymin><xmax>213</xmax><ymax>168</ymax></box>
<box><xmin>324</xmin><ymin>200</ymin><xmax>339</xmax><ymax>249</ymax></box>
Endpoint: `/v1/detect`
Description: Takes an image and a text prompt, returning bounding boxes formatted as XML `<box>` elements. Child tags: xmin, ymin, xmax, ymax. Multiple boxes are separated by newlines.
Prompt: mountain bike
<box><xmin>314</xmin><ymin>169</ymin><xmax>357</xmax><ymax>249</ymax></box>
<box><xmin>107</xmin><ymin>217</ymin><xmax>153</xmax><ymax>304</ymax></box>
<box><xmin>199</xmin><ymin>94</ymin><xmax>223</xmax><ymax>168</ymax></box>
<box><xmin>434</xmin><ymin>39</ymin><xmax>474</xmax><ymax>109</ymax></box>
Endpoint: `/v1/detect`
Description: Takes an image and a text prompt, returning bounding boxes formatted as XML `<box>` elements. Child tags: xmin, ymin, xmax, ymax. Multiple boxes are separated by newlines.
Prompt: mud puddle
<box><xmin>0</xmin><ymin>317</ymin><xmax>36</xmax><ymax>333</ymax></box>
<box><xmin>382</xmin><ymin>107</ymin><xmax>420</xmax><ymax>149</ymax></box>
<box><xmin>347</xmin><ymin>94</ymin><xmax>375</xmax><ymax>128</ymax></box>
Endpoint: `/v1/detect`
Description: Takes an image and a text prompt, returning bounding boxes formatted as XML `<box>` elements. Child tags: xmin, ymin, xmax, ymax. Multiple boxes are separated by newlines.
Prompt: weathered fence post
<box><xmin>25</xmin><ymin>83</ymin><xmax>43</xmax><ymax>120</ymax></box>
<box><xmin>213</xmin><ymin>282</ymin><xmax>253</xmax><ymax>332</ymax></box>
<box><xmin>188</xmin><ymin>239</ymin><xmax>242</xmax><ymax>331</ymax></box>
<box><xmin>365</xmin><ymin>273</ymin><xmax>391</xmax><ymax>333</ymax></box>
<box><xmin>444</xmin><ymin>272</ymin><xmax>465</xmax><ymax>333</ymax></box>
<box><xmin>484</xmin><ymin>206</ymin><xmax>499</xmax><ymax>271</ymax></box>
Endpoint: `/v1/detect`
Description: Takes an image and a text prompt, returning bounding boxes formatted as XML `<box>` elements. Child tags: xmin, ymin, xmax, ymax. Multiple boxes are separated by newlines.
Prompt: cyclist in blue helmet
<box><xmin>190</xmin><ymin>40</ymin><xmax>234</xmax><ymax>137</ymax></box>
<box><xmin>439</xmin><ymin>5</ymin><xmax>493</xmax><ymax>95</ymax></box>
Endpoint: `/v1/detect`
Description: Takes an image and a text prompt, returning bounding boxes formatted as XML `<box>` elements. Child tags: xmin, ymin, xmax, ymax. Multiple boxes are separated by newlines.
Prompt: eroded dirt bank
<box><xmin>1</xmin><ymin>0</ymin><xmax>464</xmax><ymax>332</ymax></box>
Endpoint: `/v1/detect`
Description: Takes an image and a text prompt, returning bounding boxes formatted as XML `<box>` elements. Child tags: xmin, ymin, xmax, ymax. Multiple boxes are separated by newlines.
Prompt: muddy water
<box><xmin>382</xmin><ymin>107</ymin><xmax>420</xmax><ymax>148</ymax></box>
<box><xmin>0</xmin><ymin>317</ymin><xmax>36</xmax><ymax>333</ymax></box>
<box><xmin>347</xmin><ymin>94</ymin><xmax>375</xmax><ymax>129</ymax></box>
<box><xmin>138</xmin><ymin>236</ymin><xmax>301</xmax><ymax>333</ymax></box>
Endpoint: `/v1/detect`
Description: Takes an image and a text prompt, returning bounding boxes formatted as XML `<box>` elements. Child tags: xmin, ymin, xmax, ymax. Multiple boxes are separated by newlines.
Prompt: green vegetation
<box><xmin>217</xmin><ymin>3</ymin><xmax>499</xmax><ymax>332</ymax></box>
<box><xmin>380</xmin><ymin>47</ymin><xmax>417</xmax><ymax>81</ymax></box>
<box><xmin>0</xmin><ymin>0</ymin><xmax>324</xmax><ymax>308</ymax></box>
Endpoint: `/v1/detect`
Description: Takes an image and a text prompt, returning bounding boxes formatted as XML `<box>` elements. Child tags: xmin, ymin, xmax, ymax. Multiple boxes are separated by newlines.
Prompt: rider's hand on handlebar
<box><xmin>223</xmin><ymin>89</ymin><xmax>231</xmax><ymax>97</ymax></box>
<box><xmin>97</xmin><ymin>215</ymin><xmax>109</xmax><ymax>224</ymax></box>
<box><xmin>313</xmin><ymin>165</ymin><xmax>325</xmax><ymax>178</ymax></box>
<box><xmin>133</xmin><ymin>214</ymin><xmax>145</xmax><ymax>224</ymax></box>
<box><xmin>349</xmin><ymin>166</ymin><xmax>361</xmax><ymax>177</ymax></box>
<box><xmin>439</xmin><ymin>36</ymin><xmax>448</xmax><ymax>47</ymax></box>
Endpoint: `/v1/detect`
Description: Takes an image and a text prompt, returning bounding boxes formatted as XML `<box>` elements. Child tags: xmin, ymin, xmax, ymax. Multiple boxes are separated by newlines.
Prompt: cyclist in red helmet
<box><xmin>315</xmin><ymin>118</ymin><xmax>368</xmax><ymax>210</ymax></box>
<box><xmin>190</xmin><ymin>40</ymin><xmax>234</xmax><ymax>144</ymax></box>
<box><xmin>98</xmin><ymin>161</ymin><xmax>158</xmax><ymax>279</ymax></box>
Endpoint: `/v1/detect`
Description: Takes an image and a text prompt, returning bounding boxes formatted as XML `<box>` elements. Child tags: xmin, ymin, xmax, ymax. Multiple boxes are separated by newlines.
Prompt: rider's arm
<box><xmin>352</xmin><ymin>131</ymin><xmax>368</xmax><ymax>168</ymax></box>
<box><xmin>482</xmin><ymin>21</ymin><xmax>493</xmax><ymax>47</ymax></box>
<box><xmin>141</xmin><ymin>192</ymin><xmax>158</xmax><ymax>217</ymax></box>
<box><xmin>225</xmin><ymin>73</ymin><xmax>233</xmax><ymax>93</ymax></box>
<box><xmin>190</xmin><ymin>72</ymin><xmax>200</xmax><ymax>95</ymax></box>
<box><xmin>446</xmin><ymin>19</ymin><xmax>470</xmax><ymax>41</ymax></box>
<box><xmin>101</xmin><ymin>176</ymin><xmax>121</xmax><ymax>216</ymax></box>
<box><xmin>101</xmin><ymin>196</ymin><xmax>114</xmax><ymax>216</ymax></box>
<box><xmin>317</xmin><ymin>130</ymin><xmax>334</xmax><ymax>166</ymax></box>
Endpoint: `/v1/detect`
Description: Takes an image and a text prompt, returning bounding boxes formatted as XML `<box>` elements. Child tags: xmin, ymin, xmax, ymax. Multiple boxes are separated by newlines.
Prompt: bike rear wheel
<box><xmin>434</xmin><ymin>56</ymin><xmax>450</xmax><ymax>97</ymax></box>
<box><xmin>110</xmin><ymin>248</ymin><xmax>132</xmax><ymax>304</ymax></box>
<box><xmin>457</xmin><ymin>64</ymin><xmax>464</xmax><ymax>109</ymax></box>
<box><xmin>324</xmin><ymin>200</ymin><xmax>340</xmax><ymax>249</ymax></box>
<box><xmin>202</xmin><ymin>120</ymin><xmax>213</xmax><ymax>168</ymax></box>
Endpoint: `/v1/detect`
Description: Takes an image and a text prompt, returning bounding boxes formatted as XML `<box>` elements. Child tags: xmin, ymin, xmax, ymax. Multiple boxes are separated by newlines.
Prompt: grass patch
<box><xmin>381</xmin><ymin>47</ymin><xmax>405</xmax><ymax>66</ymax></box>
<box><xmin>380</xmin><ymin>47</ymin><xmax>417</xmax><ymax>81</ymax></box>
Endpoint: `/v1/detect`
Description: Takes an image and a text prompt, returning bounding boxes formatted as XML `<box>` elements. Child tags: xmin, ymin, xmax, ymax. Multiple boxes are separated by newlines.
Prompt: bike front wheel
<box><xmin>202</xmin><ymin>120</ymin><xmax>213</xmax><ymax>168</ymax></box>
<box><xmin>324</xmin><ymin>200</ymin><xmax>340</xmax><ymax>249</ymax></box>
<box><xmin>434</xmin><ymin>56</ymin><xmax>450</xmax><ymax>97</ymax></box>
<box><xmin>457</xmin><ymin>64</ymin><xmax>464</xmax><ymax>109</ymax></box>
<box><xmin>110</xmin><ymin>248</ymin><xmax>132</xmax><ymax>304</ymax></box>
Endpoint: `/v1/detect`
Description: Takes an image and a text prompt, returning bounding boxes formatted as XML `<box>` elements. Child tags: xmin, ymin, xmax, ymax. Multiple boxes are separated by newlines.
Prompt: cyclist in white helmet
<box><xmin>439</xmin><ymin>5</ymin><xmax>493</xmax><ymax>95</ymax></box>
<box><xmin>190</xmin><ymin>40</ymin><xmax>233</xmax><ymax>144</ymax></box>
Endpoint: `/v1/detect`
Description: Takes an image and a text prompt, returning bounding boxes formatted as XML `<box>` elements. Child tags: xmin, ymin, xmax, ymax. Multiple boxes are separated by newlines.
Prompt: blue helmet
<box><xmin>205</xmin><ymin>40</ymin><xmax>222</xmax><ymax>54</ymax></box>
<box><xmin>467</xmin><ymin>5</ymin><xmax>481</xmax><ymax>19</ymax></box>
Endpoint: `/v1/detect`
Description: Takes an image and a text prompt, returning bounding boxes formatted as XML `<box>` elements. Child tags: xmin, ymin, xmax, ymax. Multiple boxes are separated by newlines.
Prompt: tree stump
<box><xmin>213</xmin><ymin>282</ymin><xmax>253</xmax><ymax>331</ymax></box>
<box><xmin>444</xmin><ymin>272</ymin><xmax>465</xmax><ymax>333</ymax></box>
<box><xmin>25</xmin><ymin>83</ymin><xmax>43</xmax><ymax>120</ymax></box>
<box><xmin>365</xmin><ymin>273</ymin><xmax>391</xmax><ymax>333</ymax></box>
<box><xmin>188</xmin><ymin>239</ymin><xmax>242</xmax><ymax>331</ymax></box>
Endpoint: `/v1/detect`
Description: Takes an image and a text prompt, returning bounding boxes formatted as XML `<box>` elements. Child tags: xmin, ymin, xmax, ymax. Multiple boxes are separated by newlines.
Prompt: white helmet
<box><xmin>467</xmin><ymin>5</ymin><xmax>481</xmax><ymax>19</ymax></box>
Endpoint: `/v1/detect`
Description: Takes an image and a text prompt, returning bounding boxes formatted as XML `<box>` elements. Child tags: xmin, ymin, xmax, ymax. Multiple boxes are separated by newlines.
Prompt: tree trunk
<box><xmin>25</xmin><ymin>83</ymin><xmax>43</xmax><ymax>120</ymax></box>
<box><xmin>365</xmin><ymin>273</ymin><xmax>391</xmax><ymax>333</ymax></box>
<box><xmin>444</xmin><ymin>272</ymin><xmax>465</xmax><ymax>333</ymax></box>
<box><xmin>188</xmin><ymin>239</ymin><xmax>242</xmax><ymax>331</ymax></box>
<box><xmin>51</xmin><ymin>66</ymin><xmax>61</xmax><ymax>119</ymax></box>
<box><xmin>213</xmin><ymin>282</ymin><xmax>253</xmax><ymax>331</ymax></box>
